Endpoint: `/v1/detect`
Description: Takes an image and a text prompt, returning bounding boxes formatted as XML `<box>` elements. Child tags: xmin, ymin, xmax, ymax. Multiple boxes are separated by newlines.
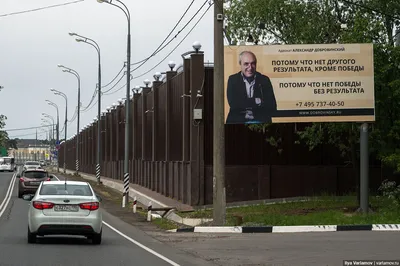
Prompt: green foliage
<box><xmin>0</xmin><ymin>114</ymin><xmax>8</xmax><ymax>148</ymax></box>
<box><xmin>247</xmin><ymin>123</ymin><xmax>284</xmax><ymax>154</ymax></box>
<box><xmin>296</xmin><ymin>123</ymin><xmax>359</xmax><ymax>159</ymax></box>
<box><xmin>226</xmin><ymin>0</ymin><xmax>400</xmax><ymax>171</ymax></box>
<box><xmin>178</xmin><ymin>195</ymin><xmax>400</xmax><ymax>226</ymax></box>
<box><xmin>6</xmin><ymin>139</ymin><xmax>18</xmax><ymax>150</ymax></box>
<box><xmin>378</xmin><ymin>179</ymin><xmax>400</xmax><ymax>205</ymax></box>
<box><xmin>0</xmin><ymin>115</ymin><xmax>17</xmax><ymax>150</ymax></box>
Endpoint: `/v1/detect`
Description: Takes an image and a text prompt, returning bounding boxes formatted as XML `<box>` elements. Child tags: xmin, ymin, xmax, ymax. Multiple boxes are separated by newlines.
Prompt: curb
<box><xmin>168</xmin><ymin>224</ymin><xmax>400</xmax><ymax>233</ymax></box>
<box><xmin>52</xmin><ymin>169</ymin><xmax>197</xmax><ymax>226</ymax></box>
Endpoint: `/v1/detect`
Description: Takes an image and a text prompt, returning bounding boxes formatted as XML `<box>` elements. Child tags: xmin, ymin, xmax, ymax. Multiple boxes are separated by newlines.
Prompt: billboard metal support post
<box><xmin>359</xmin><ymin>122</ymin><xmax>370</xmax><ymax>214</ymax></box>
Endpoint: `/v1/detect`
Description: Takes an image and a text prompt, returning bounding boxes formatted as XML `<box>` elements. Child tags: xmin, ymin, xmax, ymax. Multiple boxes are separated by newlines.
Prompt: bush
<box><xmin>378</xmin><ymin>179</ymin><xmax>400</xmax><ymax>205</ymax></box>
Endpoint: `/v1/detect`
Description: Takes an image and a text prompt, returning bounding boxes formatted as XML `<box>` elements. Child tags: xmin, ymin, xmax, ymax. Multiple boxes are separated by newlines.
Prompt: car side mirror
<box><xmin>22</xmin><ymin>194</ymin><xmax>34</xmax><ymax>201</ymax></box>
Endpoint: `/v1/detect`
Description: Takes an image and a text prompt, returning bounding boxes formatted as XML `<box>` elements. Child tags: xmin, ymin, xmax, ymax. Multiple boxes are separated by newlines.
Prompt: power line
<box><xmin>102</xmin><ymin>73</ymin><xmax>126</xmax><ymax>93</ymax></box>
<box><xmin>9</xmin><ymin>132</ymin><xmax>46</xmax><ymax>138</ymax></box>
<box><xmin>69</xmin><ymin>107</ymin><xmax>78</xmax><ymax>124</ymax></box>
<box><xmin>103</xmin><ymin>0</ymin><xmax>205</xmax><ymax>94</ymax></box>
<box><xmin>130</xmin><ymin>0</ymin><xmax>209</xmax><ymax>74</ymax></box>
<box><xmin>0</xmin><ymin>0</ymin><xmax>84</xmax><ymax>18</ymax></box>
<box><xmin>129</xmin><ymin>0</ymin><xmax>196</xmax><ymax>70</ymax></box>
<box><xmin>3</xmin><ymin>125</ymin><xmax>53</xmax><ymax>132</ymax></box>
<box><xmin>101</xmin><ymin>64</ymin><xmax>125</xmax><ymax>88</ymax></box>
<box><xmin>131</xmin><ymin>2</ymin><xmax>213</xmax><ymax>81</ymax></box>
<box><xmin>103</xmin><ymin>79</ymin><xmax>128</xmax><ymax>95</ymax></box>
<box><xmin>82</xmin><ymin>99</ymin><xmax>98</xmax><ymax>112</ymax></box>
<box><xmin>81</xmin><ymin>87</ymin><xmax>98</xmax><ymax>110</ymax></box>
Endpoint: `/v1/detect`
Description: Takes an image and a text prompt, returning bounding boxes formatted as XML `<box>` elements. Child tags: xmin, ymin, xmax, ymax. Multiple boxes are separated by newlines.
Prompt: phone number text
<box><xmin>296</xmin><ymin>101</ymin><xmax>345</xmax><ymax>108</ymax></box>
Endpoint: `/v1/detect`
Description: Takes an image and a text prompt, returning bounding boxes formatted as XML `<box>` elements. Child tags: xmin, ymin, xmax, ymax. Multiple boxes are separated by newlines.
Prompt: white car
<box><xmin>23</xmin><ymin>161</ymin><xmax>42</xmax><ymax>171</ymax></box>
<box><xmin>22</xmin><ymin>180</ymin><xmax>103</xmax><ymax>244</ymax></box>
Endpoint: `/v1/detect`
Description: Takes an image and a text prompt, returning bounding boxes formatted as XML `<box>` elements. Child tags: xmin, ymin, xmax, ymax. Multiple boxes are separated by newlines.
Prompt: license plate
<box><xmin>54</xmin><ymin>205</ymin><xmax>79</xmax><ymax>212</ymax></box>
<box><xmin>30</xmin><ymin>182</ymin><xmax>40</xmax><ymax>186</ymax></box>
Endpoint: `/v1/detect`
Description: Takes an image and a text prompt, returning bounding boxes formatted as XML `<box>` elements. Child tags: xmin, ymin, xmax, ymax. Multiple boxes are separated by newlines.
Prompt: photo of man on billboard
<box><xmin>226</xmin><ymin>51</ymin><xmax>277</xmax><ymax>124</ymax></box>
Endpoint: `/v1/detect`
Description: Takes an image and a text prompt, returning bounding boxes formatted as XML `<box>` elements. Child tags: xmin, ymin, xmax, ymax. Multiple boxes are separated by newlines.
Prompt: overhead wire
<box><xmin>8</xmin><ymin>132</ymin><xmax>47</xmax><ymax>138</ymax></box>
<box><xmin>130</xmin><ymin>1</ymin><xmax>213</xmax><ymax>81</ymax></box>
<box><xmin>68</xmin><ymin>106</ymin><xmax>78</xmax><ymax>124</ymax></box>
<box><xmin>101</xmin><ymin>64</ymin><xmax>125</xmax><ymax>88</ymax></box>
<box><xmin>128</xmin><ymin>0</ymin><xmax>196</xmax><ymax>70</ymax></box>
<box><xmin>83</xmin><ymin>65</ymin><xmax>125</xmax><ymax>110</ymax></box>
<box><xmin>82</xmin><ymin>99</ymin><xmax>98</xmax><ymax>112</ymax></box>
<box><xmin>81</xmin><ymin>88</ymin><xmax>98</xmax><ymax>110</ymax></box>
<box><xmin>103</xmin><ymin>79</ymin><xmax>129</xmax><ymax>95</ymax></box>
<box><xmin>103</xmin><ymin>1</ymin><xmax>212</xmax><ymax>96</ymax></box>
<box><xmin>103</xmin><ymin>0</ymin><xmax>201</xmax><ymax>95</ymax></box>
<box><xmin>2</xmin><ymin>125</ymin><xmax>54</xmax><ymax>132</ymax></box>
<box><xmin>102</xmin><ymin>73</ymin><xmax>126</xmax><ymax>94</ymax></box>
<box><xmin>0</xmin><ymin>0</ymin><xmax>84</xmax><ymax>18</ymax></box>
<box><xmin>129</xmin><ymin>0</ymin><xmax>209</xmax><ymax>75</ymax></box>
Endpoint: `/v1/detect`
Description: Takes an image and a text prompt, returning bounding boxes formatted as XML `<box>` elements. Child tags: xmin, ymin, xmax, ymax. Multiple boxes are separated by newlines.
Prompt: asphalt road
<box><xmin>0</xmin><ymin>171</ymin><xmax>214</xmax><ymax>266</ymax></box>
<box><xmin>3</xmin><ymin>170</ymin><xmax>400</xmax><ymax>266</ymax></box>
<box><xmin>156</xmin><ymin>231</ymin><xmax>400</xmax><ymax>265</ymax></box>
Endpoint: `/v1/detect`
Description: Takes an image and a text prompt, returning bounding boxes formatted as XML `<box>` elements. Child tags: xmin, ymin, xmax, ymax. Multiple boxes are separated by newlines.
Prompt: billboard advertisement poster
<box><xmin>224</xmin><ymin>43</ymin><xmax>375</xmax><ymax>124</ymax></box>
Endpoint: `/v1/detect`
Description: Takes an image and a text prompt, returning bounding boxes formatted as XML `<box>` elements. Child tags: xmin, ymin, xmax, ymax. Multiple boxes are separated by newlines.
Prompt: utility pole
<box><xmin>35</xmin><ymin>129</ymin><xmax>37</xmax><ymax>161</ymax></box>
<box><xmin>56</xmin><ymin>113</ymin><xmax>59</xmax><ymax>173</ymax></box>
<box><xmin>213</xmin><ymin>0</ymin><xmax>226</xmax><ymax>225</ymax></box>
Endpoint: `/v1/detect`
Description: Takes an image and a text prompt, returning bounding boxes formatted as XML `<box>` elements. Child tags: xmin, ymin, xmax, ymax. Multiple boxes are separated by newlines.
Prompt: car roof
<box><xmin>42</xmin><ymin>180</ymin><xmax>89</xmax><ymax>186</ymax></box>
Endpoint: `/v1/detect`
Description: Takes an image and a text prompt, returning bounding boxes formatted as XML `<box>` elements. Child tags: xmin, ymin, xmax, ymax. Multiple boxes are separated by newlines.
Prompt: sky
<box><xmin>0</xmin><ymin>0</ymin><xmax>215</xmax><ymax>140</ymax></box>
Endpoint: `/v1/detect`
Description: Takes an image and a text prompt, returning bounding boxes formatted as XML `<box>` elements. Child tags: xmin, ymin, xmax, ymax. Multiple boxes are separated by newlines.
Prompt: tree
<box><xmin>0</xmin><ymin>114</ymin><xmax>7</xmax><ymax>148</ymax></box>
<box><xmin>5</xmin><ymin>138</ymin><xmax>18</xmax><ymax>150</ymax></box>
<box><xmin>225</xmin><ymin>0</ymin><xmax>400</xmax><ymax>198</ymax></box>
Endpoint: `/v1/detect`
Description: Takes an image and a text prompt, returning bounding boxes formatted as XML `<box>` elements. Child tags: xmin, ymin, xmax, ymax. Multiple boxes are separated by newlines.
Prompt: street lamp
<box><xmin>41</xmin><ymin>116</ymin><xmax>54</xmax><ymax>146</ymax></box>
<box><xmin>41</xmin><ymin>117</ymin><xmax>54</xmax><ymax>162</ymax></box>
<box><xmin>41</xmin><ymin>114</ymin><xmax>55</xmax><ymax>142</ymax></box>
<box><xmin>51</xmin><ymin>88</ymin><xmax>68</xmax><ymax>174</ymax></box>
<box><xmin>98</xmin><ymin>0</ymin><xmax>131</xmax><ymax>207</ymax></box>
<box><xmin>69</xmin><ymin>32</ymin><xmax>102</xmax><ymax>184</ymax></box>
<box><xmin>45</xmin><ymin>100</ymin><xmax>60</xmax><ymax>173</ymax></box>
<box><xmin>58</xmin><ymin>64</ymin><xmax>81</xmax><ymax>176</ymax></box>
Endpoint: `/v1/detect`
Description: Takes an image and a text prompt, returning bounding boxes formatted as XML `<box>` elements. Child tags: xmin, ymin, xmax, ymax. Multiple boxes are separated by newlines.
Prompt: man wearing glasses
<box><xmin>226</xmin><ymin>51</ymin><xmax>277</xmax><ymax>124</ymax></box>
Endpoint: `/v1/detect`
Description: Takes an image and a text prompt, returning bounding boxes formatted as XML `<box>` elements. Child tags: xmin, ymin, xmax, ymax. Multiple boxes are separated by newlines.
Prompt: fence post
<box><xmin>147</xmin><ymin>201</ymin><xmax>152</xmax><ymax>222</ymax></box>
<box><xmin>133</xmin><ymin>196</ymin><xmax>137</xmax><ymax>213</ymax></box>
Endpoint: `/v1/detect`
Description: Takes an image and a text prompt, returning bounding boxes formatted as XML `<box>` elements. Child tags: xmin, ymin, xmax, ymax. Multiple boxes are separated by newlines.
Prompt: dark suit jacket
<box><xmin>226</xmin><ymin>71</ymin><xmax>277</xmax><ymax>124</ymax></box>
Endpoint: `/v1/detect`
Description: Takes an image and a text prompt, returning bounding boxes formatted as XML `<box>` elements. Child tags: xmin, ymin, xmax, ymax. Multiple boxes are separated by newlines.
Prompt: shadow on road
<box><xmin>35</xmin><ymin>236</ymin><xmax>92</xmax><ymax>245</ymax></box>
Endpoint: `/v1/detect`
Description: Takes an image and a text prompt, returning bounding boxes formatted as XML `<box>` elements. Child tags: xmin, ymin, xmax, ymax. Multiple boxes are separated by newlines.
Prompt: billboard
<box><xmin>224</xmin><ymin>43</ymin><xmax>375</xmax><ymax>124</ymax></box>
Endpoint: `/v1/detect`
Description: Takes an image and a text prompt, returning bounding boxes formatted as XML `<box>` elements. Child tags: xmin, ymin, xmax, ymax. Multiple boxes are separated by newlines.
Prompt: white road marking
<box><xmin>2</xmin><ymin>170</ymin><xmax>178</xmax><ymax>264</ymax></box>
<box><xmin>102</xmin><ymin>221</ymin><xmax>180</xmax><ymax>266</ymax></box>
<box><xmin>0</xmin><ymin>173</ymin><xmax>16</xmax><ymax>218</ymax></box>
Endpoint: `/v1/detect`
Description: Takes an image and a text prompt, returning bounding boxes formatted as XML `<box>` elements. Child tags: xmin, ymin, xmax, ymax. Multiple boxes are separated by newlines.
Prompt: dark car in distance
<box><xmin>18</xmin><ymin>169</ymin><xmax>56</xmax><ymax>198</ymax></box>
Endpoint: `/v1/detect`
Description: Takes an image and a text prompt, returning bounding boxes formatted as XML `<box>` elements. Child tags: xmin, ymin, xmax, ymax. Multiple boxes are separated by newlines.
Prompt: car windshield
<box><xmin>26</xmin><ymin>162</ymin><xmax>39</xmax><ymax>166</ymax></box>
<box><xmin>0</xmin><ymin>158</ymin><xmax>11</xmax><ymax>164</ymax></box>
<box><xmin>40</xmin><ymin>184</ymin><xmax>93</xmax><ymax>196</ymax></box>
<box><xmin>24</xmin><ymin>171</ymin><xmax>48</xmax><ymax>179</ymax></box>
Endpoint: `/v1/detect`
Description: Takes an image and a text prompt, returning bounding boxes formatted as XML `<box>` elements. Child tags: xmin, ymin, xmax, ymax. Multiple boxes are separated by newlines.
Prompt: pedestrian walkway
<box><xmin>60</xmin><ymin>169</ymin><xmax>194</xmax><ymax>212</ymax></box>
